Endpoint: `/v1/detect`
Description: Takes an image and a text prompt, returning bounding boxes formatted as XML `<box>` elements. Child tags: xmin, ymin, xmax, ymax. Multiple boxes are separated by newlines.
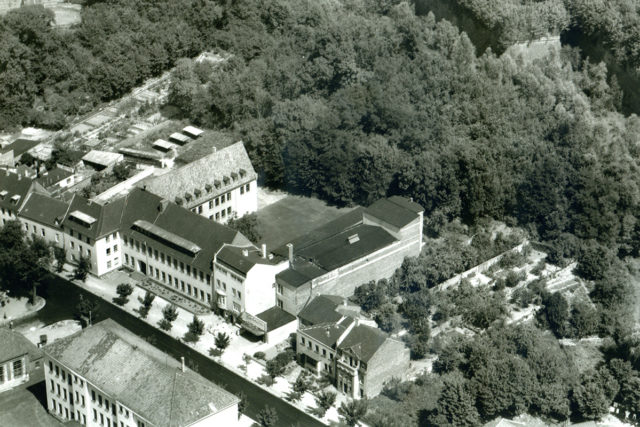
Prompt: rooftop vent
<box><xmin>348</xmin><ymin>234</ymin><xmax>360</xmax><ymax>244</ymax></box>
<box><xmin>242</xmin><ymin>249</ymin><xmax>249</xmax><ymax>257</ymax></box>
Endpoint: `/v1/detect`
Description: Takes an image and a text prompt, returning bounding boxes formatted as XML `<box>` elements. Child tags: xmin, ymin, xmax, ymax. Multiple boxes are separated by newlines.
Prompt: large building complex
<box><xmin>139</xmin><ymin>142</ymin><xmax>257</xmax><ymax>223</ymax></box>
<box><xmin>44</xmin><ymin>319</ymin><xmax>240</xmax><ymax>426</ymax></box>
<box><xmin>274</xmin><ymin>196</ymin><xmax>424</xmax><ymax>314</ymax></box>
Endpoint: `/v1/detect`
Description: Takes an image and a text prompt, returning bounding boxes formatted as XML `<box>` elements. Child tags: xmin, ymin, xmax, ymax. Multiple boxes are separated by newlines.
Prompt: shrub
<box><xmin>256</xmin><ymin>405</ymin><xmax>278</xmax><ymax>427</ymax></box>
<box><xmin>285</xmin><ymin>390</ymin><xmax>303</xmax><ymax>402</ymax></box>
<box><xmin>253</xmin><ymin>351</ymin><xmax>266</xmax><ymax>360</ymax></box>
<box><xmin>256</xmin><ymin>374</ymin><xmax>275</xmax><ymax>387</ymax></box>
<box><xmin>215</xmin><ymin>332</ymin><xmax>231</xmax><ymax>352</ymax></box>
<box><xmin>208</xmin><ymin>347</ymin><xmax>223</xmax><ymax>357</ymax></box>
<box><xmin>183</xmin><ymin>331</ymin><xmax>200</xmax><ymax>343</ymax></box>
<box><xmin>158</xmin><ymin>318</ymin><xmax>172</xmax><ymax>331</ymax></box>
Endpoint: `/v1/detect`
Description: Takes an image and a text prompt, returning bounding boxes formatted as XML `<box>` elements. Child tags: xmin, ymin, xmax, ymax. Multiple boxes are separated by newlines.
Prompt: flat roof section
<box><xmin>152</xmin><ymin>139</ymin><xmax>176</xmax><ymax>152</ymax></box>
<box><xmin>169</xmin><ymin>133</ymin><xmax>191</xmax><ymax>145</ymax></box>
<box><xmin>132</xmin><ymin>219</ymin><xmax>202</xmax><ymax>256</ymax></box>
<box><xmin>182</xmin><ymin>126</ymin><xmax>204</xmax><ymax>138</ymax></box>
<box><xmin>69</xmin><ymin>210</ymin><xmax>97</xmax><ymax>225</ymax></box>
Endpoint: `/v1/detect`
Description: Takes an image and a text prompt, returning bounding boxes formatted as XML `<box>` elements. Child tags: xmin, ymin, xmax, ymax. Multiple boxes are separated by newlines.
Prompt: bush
<box><xmin>162</xmin><ymin>304</ymin><xmax>178</xmax><ymax>322</ymax></box>
<box><xmin>256</xmin><ymin>374</ymin><xmax>275</xmax><ymax>387</ymax></box>
<box><xmin>285</xmin><ymin>390</ymin><xmax>303</xmax><ymax>402</ymax></box>
<box><xmin>157</xmin><ymin>318</ymin><xmax>172</xmax><ymax>331</ymax></box>
<box><xmin>504</xmin><ymin>270</ymin><xmax>526</xmax><ymax>288</ymax></box>
<box><xmin>253</xmin><ymin>351</ymin><xmax>266</xmax><ymax>360</ymax></box>
<box><xmin>183</xmin><ymin>331</ymin><xmax>200</xmax><ymax>343</ymax></box>
<box><xmin>208</xmin><ymin>347</ymin><xmax>223</xmax><ymax>357</ymax></box>
<box><xmin>256</xmin><ymin>405</ymin><xmax>278</xmax><ymax>427</ymax></box>
<box><xmin>187</xmin><ymin>315</ymin><xmax>204</xmax><ymax>336</ymax></box>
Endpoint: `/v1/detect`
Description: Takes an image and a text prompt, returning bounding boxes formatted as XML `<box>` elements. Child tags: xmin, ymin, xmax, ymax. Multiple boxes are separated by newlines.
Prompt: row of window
<box><xmin>300</xmin><ymin>337</ymin><xmax>334</xmax><ymax>360</ymax></box>
<box><xmin>215</xmin><ymin>279</ymin><xmax>242</xmax><ymax>300</ymax></box>
<box><xmin>124</xmin><ymin>255</ymin><xmax>211</xmax><ymax>303</ymax></box>
<box><xmin>207</xmin><ymin>207</ymin><xmax>232</xmax><ymax>221</ymax></box>
<box><xmin>217</xmin><ymin>265</ymin><xmax>244</xmax><ymax>283</ymax></box>
<box><xmin>123</xmin><ymin>239</ymin><xmax>209</xmax><ymax>283</ymax></box>
<box><xmin>1</xmin><ymin>207</ymin><xmax>15</xmax><ymax>216</ymax></box>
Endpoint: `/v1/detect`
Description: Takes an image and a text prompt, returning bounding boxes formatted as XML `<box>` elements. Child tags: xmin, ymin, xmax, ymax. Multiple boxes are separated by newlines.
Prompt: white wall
<box><xmin>0</xmin><ymin>355</ymin><xmax>28</xmax><ymax>393</ymax></box>
<box><xmin>189</xmin><ymin>179</ymin><xmax>257</xmax><ymax>224</ymax></box>
<box><xmin>188</xmin><ymin>403</ymin><xmax>239</xmax><ymax>427</ymax></box>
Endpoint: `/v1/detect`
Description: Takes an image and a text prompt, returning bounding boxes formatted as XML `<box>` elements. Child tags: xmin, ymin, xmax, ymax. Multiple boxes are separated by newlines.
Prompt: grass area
<box><xmin>256</xmin><ymin>194</ymin><xmax>356</xmax><ymax>249</ymax></box>
<box><xmin>0</xmin><ymin>381</ymin><xmax>62</xmax><ymax>427</ymax></box>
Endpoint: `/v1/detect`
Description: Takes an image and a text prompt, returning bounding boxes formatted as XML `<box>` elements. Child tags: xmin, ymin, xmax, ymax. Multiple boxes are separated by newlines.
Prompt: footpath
<box><xmin>54</xmin><ymin>264</ymin><xmax>349</xmax><ymax>425</ymax></box>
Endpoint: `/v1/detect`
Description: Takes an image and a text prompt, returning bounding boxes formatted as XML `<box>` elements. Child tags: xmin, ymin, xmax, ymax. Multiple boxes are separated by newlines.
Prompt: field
<box><xmin>256</xmin><ymin>189</ymin><xmax>356</xmax><ymax>249</ymax></box>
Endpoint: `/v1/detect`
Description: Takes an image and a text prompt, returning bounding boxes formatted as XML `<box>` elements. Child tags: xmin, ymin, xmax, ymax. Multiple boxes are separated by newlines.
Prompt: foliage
<box><xmin>184</xmin><ymin>315</ymin><xmax>204</xmax><ymax>342</ymax></box>
<box><xmin>266</xmin><ymin>349</ymin><xmax>295</xmax><ymax>378</ymax></box>
<box><xmin>256</xmin><ymin>405</ymin><xmax>278</xmax><ymax>427</ymax></box>
<box><xmin>214</xmin><ymin>332</ymin><xmax>231</xmax><ymax>351</ymax></box>
<box><xmin>136</xmin><ymin>291</ymin><xmax>155</xmax><ymax>318</ymax></box>
<box><xmin>157</xmin><ymin>318</ymin><xmax>172</xmax><ymax>331</ymax></box>
<box><xmin>293</xmin><ymin>370</ymin><xmax>313</xmax><ymax>394</ymax></box>
<box><xmin>226</xmin><ymin>213</ymin><xmax>262</xmax><ymax>243</ymax></box>
<box><xmin>285</xmin><ymin>390</ymin><xmax>302</xmax><ymax>402</ymax></box>
<box><xmin>113</xmin><ymin>283</ymin><xmax>133</xmax><ymax>306</ymax></box>
<box><xmin>425</xmin><ymin>371</ymin><xmax>480</xmax><ymax>427</ymax></box>
<box><xmin>53</xmin><ymin>246</ymin><xmax>66</xmax><ymax>273</ymax></box>
<box><xmin>315</xmin><ymin>390</ymin><xmax>337</xmax><ymax>415</ymax></box>
<box><xmin>73</xmin><ymin>256</ymin><xmax>91</xmax><ymax>282</ymax></box>
<box><xmin>75</xmin><ymin>294</ymin><xmax>99</xmax><ymax>327</ymax></box>
<box><xmin>256</xmin><ymin>374</ymin><xmax>275</xmax><ymax>387</ymax></box>
<box><xmin>253</xmin><ymin>351</ymin><xmax>266</xmax><ymax>360</ymax></box>
<box><xmin>162</xmin><ymin>304</ymin><xmax>179</xmax><ymax>322</ymax></box>
<box><xmin>339</xmin><ymin>399</ymin><xmax>368</xmax><ymax>426</ymax></box>
<box><xmin>237</xmin><ymin>392</ymin><xmax>247</xmax><ymax>418</ymax></box>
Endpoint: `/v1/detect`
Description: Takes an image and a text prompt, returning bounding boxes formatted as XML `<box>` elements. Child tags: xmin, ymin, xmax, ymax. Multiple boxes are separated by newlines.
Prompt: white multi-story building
<box><xmin>139</xmin><ymin>141</ymin><xmax>258</xmax><ymax>223</ymax></box>
<box><xmin>19</xmin><ymin>192</ymin><xmax>70</xmax><ymax>248</ymax></box>
<box><xmin>44</xmin><ymin>319</ymin><xmax>240</xmax><ymax>427</ymax></box>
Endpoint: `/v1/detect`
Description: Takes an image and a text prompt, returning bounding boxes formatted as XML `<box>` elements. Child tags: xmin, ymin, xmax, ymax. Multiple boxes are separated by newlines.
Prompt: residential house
<box><xmin>0</xmin><ymin>138</ymin><xmax>41</xmax><ymax>167</ymax></box>
<box><xmin>36</xmin><ymin>167</ymin><xmax>75</xmax><ymax>191</ymax></box>
<box><xmin>139</xmin><ymin>141</ymin><xmax>257</xmax><ymax>224</ymax></box>
<box><xmin>296</xmin><ymin>295</ymin><xmax>409</xmax><ymax>399</ymax></box>
<box><xmin>19</xmin><ymin>192</ymin><xmax>69</xmax><ymax>247</ymax></box>
<box><xmin>44</xmin><ymin>319</ymin><xmax>240</xmax><ymax>426</ymax></box>
<box><xmin>0</xmin><ymin>169</ymin><xmax>47</xmax><ymax>226</ymax></box>
<box><xmin>274</xmin><ymin>196</ymin><xmax>424</xmax><ymax>315</ymax></box>
<box><xmin>0</xmin><ymin>328</ymin><xmax>42</xmax><ymax>393</ymax></box>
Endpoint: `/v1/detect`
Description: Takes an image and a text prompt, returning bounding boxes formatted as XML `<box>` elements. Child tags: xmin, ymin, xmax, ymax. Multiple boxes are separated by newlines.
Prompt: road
<box><xmin>27</xmin><ymin>275</ymin><xmax>323</xmax><ymax>427</ymax></box>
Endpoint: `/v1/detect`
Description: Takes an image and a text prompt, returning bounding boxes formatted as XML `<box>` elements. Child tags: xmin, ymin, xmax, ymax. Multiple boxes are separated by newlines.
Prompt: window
<box><xmin>301</xmin><ymin>337</ymin><xmax>305</xmax><ymax>345</ymax></box>
<box><xmin>323</xmin><ymin>349</ymin><xmax>327</xmax><ymax>357</ymax></box>
<box><xmin>197</xmin><ymin>206</ymin><xmax>203</xmax><ymax>214</ymax></box>
<box><xmin>113</xmin><ymin>245</ymin><xmax>118</xmax><ymax>253</ymax></box>
<box><xmin>57</xmin><ymin>384</ymin><xmax>61</xmax><ymax>395</ymax></box>
<box><xmin>215</xmin><ymin>197</ymin><xmax>220</xmax><ymax>206</ymax></box>
<box><xmin>92</xmin><ymin>390</ymin><xmax>96</xmax><ymax>401</ymax></box>
<box><xmin>232</xmin><ymin>289</ymin><xmax>236</xmax><ymax>297</ymax></box>
<box><xmin>154</xmin><ymin>249</ymin><xmax>158</xmax><ymax>260</ymax></box>
<box><xmin>161</xmin><ymin>253</ymin><xmax>165</xmax><ymax>263</ymax></box>
<box><xmin>41</xmin><ymin>228</ymin><xmax>45</xmax><ymax>237</ymax></box>
<box><xmin>207</xmin><ymin>293</ymin><xmax>211</xmax><ymax>303</ymax></box>
<box><xmin>200</xmin><ymin>290</ymin><xmax>205</xmax><ymax>300</ymax></box>
<box><xmin>87</xmin><ymin>249</ymin><xmax>91</xmax><ymax>257</ymax></box>
<box><xmin>233</xmin><ymin>302</ymin><xmax>241</xmax><ymax>311</ymax></box>
<box><xmin>227</xmin><ymin>193</ymin><xmax>231</xmax><ymax>201</ymax></box>
<box><xmin>221</xmin><ymin>210</ymin><xmax>226</xmax><ymax>218</ymax></box>
<box><xmin>125</xmin><ymin>254</ymin><xmax>129</xmax><ymax>264</ymax></box>
<box><xmin>215</xmin><ymin>213</ymin><xmax>220</xmax><ymax>220</ymax></box>
<box><xmin>277</xmin><ymin>284</ymin><xmax>283</xmax><ymax>294</ymax></box>
<box><xmin>227</xmin><ymin>207</ymin><xmax>232</xmax><ymax>215</ymax></box>
<box><xmin>106</xmin><ymin>248</ymin><xmax>111</xmax><ymax>256</ymax></box>
<box><xmin>98</xmin><ymin>395</ymin><xmax>102</xmax><ymax>406</ymax></box>
<box><xmin>55</xmin><ymin>233</ymin><xmax>59</xmax><ymax>242</ymax></box>
<box><xmin>237</xmin><ymin>291</ymin><xmax>242</xmax><ymax>299</ymax></box>
<box><xmin>277</xmin><ymin>299</ymin><xmax>283</xmax><ymax>309</ymax></box>
<box><xmin>112</xmin><ymin>233</ymin><xmax>117</xmax><ymax>240</ymax></box>
<box><xmin>315</xmin><ymin>345</ymin><xmax>319</xmax><ymax>353</ymax></box>
<box><xmin>70</xmin><ymin>241</ymin><xmax>75</xmax><ymax>249</ymax></box>
<box><xmin>107</xmin><ymin>261</ymin><xmax>112</xmax><ymax>268</ymax></box>
<box><xmin>13</xmin><ymin>359</ymin><xmax>22</xmax><ymax>377</ymax></box>
<box><xmin>187</xmin><ymin>284</ymin><xmax>192</xmax><ymax>295</ymax></box>
<box><xmin>245</xmin><ymin>183</ymin><xmax>250</xmax><ymax>192</ymax></box>
<box><xmin>93</xmin><ymin>409</ymin><xmax>97</xmax><ymax>421</ymax></box>
<box><xmin>180</xmin><ymin>262</ymin><xmax>184</xmax><ymax>272</ymax></box>
<box><xmin>240</xmin><ymin>186</ymin><xmax>244</xmax><ymax>195</ymax></box>
<box><xmin>162</xmin><ymin>272</ymin><xmax>166</xmax><ymax>282</ymax></box>
<box><xmin>55</xmin><ymin>365</ymin><xmax>59</xmax><ymax>376</ymax></box>
<box><xmin>0</xmin><ymin>366</ymin><xmax>4</xmax><ymax>383</ymax></box>
<box><xmin>209</xmin><ymin>200</ymin><xmax>213</xmax><ymax>209</ymax></box>
<box><xmin>181</xmin><ymin>281</ymin><xmax>185</xmax><ymax>291</ymax></box>
<box><xmin>106</xmin><ymin>235</ymin><xmax>111</xmax><ymax>242</ymax></box>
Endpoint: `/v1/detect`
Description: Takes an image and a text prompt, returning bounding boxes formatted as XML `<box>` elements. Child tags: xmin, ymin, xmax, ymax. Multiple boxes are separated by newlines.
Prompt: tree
<box><xmin>256</xmin><ymin>405</ymin><xmax>278</xmax><ymax>427</ymax></box>
<box><xmin>113</xmin><ymin>283</ymin><xmax>133</xmax><ymax>306</ymax></box>
<box><xmin>159</xmin><ymin>304</ymin><xmax>178</xmax><ymax>330</ymax></box>
<box><xmin>112</xmin><ymin>162</ymin><xmax>130</xmax><ymax>181</ymax></box>
<box><xmin>214</xmin><ymin>332</ymin><xmax>230</xmax><ymax>352</ymax></box>
<box><xmin>236</xmin><ymin>392</ymin><xmax>247</xmax><ymax>419</ymax></box>
<box><xmin>53</xmin><ymin>246</ymin><xmax>66</xmax><ymax>273</ymax></box>
<box><xmin>75</xmin><ymin>294</ymin><xmax>99</xmax><ymax>327</ymax></box>
<box><xmin>73</xmin><ymin>256</ymin><xmax>91</xmax><ymax>282</ymax></box>
<box><xmin>426</xmin><ymin>372</ymin><xmax>480</xmax><ymax>427</ymax></box>
<box><xmin>226</xmin><ymin>213</ymin><xmax>262</xmax><ymax>243</ymax></box>
<box><xmin>572</xmin><ymin>370</ymin><xmax>612</xmax><ymax>421</ymax></box>
<box><xmin>375</xmin><ymin>303</ymin><xmax>400</xmax><ymax>333</ymax></box>
<box><xmin>338</xmin><ymin>399</ymin><xmax>368</xmax><ymax>426</ymax></box>
<box><xmin>184</xmin><ymin>315</ymin><xmax>204</xmax><ymax>342</ymax></box>
<box><xmin>540</xmin><ymin>292</ymin><xmax>570</xmax><ymax>337</ymax></box>
<box><xmin>315</xmin><ymin>390</ymin><xmax>337</xmax><ymax>415</ymax></box>
<box><xmin>137</xmin><ymin>291</ymin><xmax>155</xmax><ymax>318</ymax></box>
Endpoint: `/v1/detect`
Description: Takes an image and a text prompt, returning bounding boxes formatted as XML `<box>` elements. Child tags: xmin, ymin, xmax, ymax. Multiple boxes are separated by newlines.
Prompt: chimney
<box><xmin>181</xmin><ymin>357</ymin><xmax>185</xmax><ymax>372</ymax></box>
<box><xmin>286</xmin><ymin>243</ymin><xmax>293</xmax><ymax>266</ymax></box>
<box><xmin>17</xmin><ymin>174</ymin><xmax>21</xmax><ymax>181</ymax></box>
<box><xmin>261</xmin><ymin>243</ymin><xmax>267</xmax><ymax>259</ymax></box>
<box><xmin>242</xmin><ymin>248</ymin><xmax>249</xmax><ymax>257</ymax></box>
<box><xmin>343</xmin><ymin>298</ymin><xmax>347</xmax><ymax>307</ymax></box>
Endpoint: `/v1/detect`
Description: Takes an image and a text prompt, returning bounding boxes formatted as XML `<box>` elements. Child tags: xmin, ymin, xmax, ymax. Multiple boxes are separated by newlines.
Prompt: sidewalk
<box><xmin>55</xmin><ymin>265</ymin><xmax>342</xmax><ymax>425</ymax></box>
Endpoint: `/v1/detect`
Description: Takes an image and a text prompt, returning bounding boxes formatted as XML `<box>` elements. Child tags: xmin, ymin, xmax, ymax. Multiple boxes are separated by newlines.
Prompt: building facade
<box><xmin>0</xmin><ymin>328</ymin><xmax>41</xmax><ymax>394</ymax></box>
<box><xmin>0</xmin><ymin>169</ymin><xmax>47</xmax><ymax>226</ymax></box>
<box><xmin>44</xmin><ymin>319</ymin><xmax>240</xmax><ymax>427</ymax></box>
<box><xmin>139</xmin><ymin>141</ymin><xmax>258</xmax><ymax>224</ymax></box>
<box><xmin>275</xmin><ymin>197</ymin><xmax>424</xmax><ymax>315</ymax></box>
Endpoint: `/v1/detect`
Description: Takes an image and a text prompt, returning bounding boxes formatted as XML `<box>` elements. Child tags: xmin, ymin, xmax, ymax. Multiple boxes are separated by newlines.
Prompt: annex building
<box><xmin>44</xmin><ymin>319</ymin><xmax>240</xmax><ymax>427</ymax></box>
<box><xmin>139</xmin><ymin>142</ymin><xmax>257</xmax><ymax>223</ymax></box>
<box><xmin>0</xmin><ymin>327</ymin><xmax>42</xmax><ymax>394</ymax></box>
<box><xmin>0</xmin><ymin>169</ymin><xmax>47</xmax><ymax>225</ymax></box>
<box><xmin>274</xmin><ymin>196</ymin><xmax>424</xmax><ymax>314</ymax></box>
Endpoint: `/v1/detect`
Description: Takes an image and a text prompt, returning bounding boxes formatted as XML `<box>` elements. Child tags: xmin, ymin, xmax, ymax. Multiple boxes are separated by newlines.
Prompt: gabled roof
<box><xmin>61</xmin><ymin>194</ymin><xmax>126</xmax><ymax>240</ymax></box>
<box><xmin>364</xmin><ymin>196</ymin><xmax>423</xmax><ymax>229</ymax></box>
<box><xmin>0</xmin><ymin>328</ymin><xmax>40</xmax><ymax>363</ymax></box>
<box><xmin>300</xmin><ymin>317</ymin><xmax>354</xmax><ymax>348</ymax></box>
<box><xmin>338</xmin><ymin>324</ymin><xmax>389</xmax><ymax>363</ymax></box>
<box><xmin>44</xmin><ymin>319</ymin><xmax>239</xmax><ymax>427</ymax></box>
<box><xmin>0</xmin><ymin>138</ymin><xmax>40</xmax><ymax>156</ymax></box>
<box><xmin>216</xmin><ymin>245</ymin><xmax>283</xmax><ymax>275</ymax></box>
<box><xmin>298</xmin><ymin>295</ymin><xmax>354</xmax><ymax>326</ymax></box>
<box><xmin>139</xmin><ymin>141</ymin><xmax>257</xmax><ymax>205</ymax></box>
<box><xmin>19</xmin><ymin>193</ymin><xmax>69</xmax><ymax>228</ymax></box>
<box><xmin>0</xmin><ymin>170</ymin><xmax>37</xmax><ymax>211</ymax></box>
<box><xmin>36</xmin><ymin>167</ymin><xmax>73</xmax><ymax>188</ymax></box>
<box><xmin>256</xmin><ymin>306</ymin><xmax>296</xmax><ymax>332</ymax></box>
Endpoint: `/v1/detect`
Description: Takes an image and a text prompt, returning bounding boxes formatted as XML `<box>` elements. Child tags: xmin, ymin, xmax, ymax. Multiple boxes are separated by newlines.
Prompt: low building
<box><xmin>296</xmin><ymin>295</ymin><xmax>409</xmax><ymax>399</ymax></box>
<box><xmin>44</xmin><ymin>319</ymin><xmax>240</xmax><ymax>426</ymax></box>
<box><xmin>81</xmin><ymin>150</ymin><xmax>124</xmax><ymax>172</ymax></box>
<box><xmin>0</xmin><ymin>169</ymin><xmax>48</xmax><ymax>226</ymax></box>
<box><xmin>0</xmin><ymin>328</ymin><xmax>42</xmax><ymax>394</ymax></box>
<box><xmin>0</xmin><ymin>138</ymin><xmax>41</xmax><ymax>167</ymax></box>
<box><xmin>274</xmin><ymin>196</ymin><xmax>423</xmax><ymax>315</ymax></box>
<box><xmin>36</xmin><ymin>167</ymin><xmax>75</xmax><ymax>191</ymax></box>
<box><xmin>139</xmin><ymin>141</ymin><xmax>257</xmax><ymax>224</ymax></box>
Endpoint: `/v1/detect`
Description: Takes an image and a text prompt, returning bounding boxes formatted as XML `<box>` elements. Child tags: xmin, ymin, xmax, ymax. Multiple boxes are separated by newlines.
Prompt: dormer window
<box><xmin>205</xmin><ymin>184</ymin><xmax>212</xmax><ymax>193</ymax></box>
<box><xmin>184</xmin><ymin>193</ymin><xmax>192</xmax><ymax>202</ymax></box>
<box><xmin>239</xmin><ymin>168</ymin><xmax>246</xmax><ymax>178</ymax></box>
<box><xmin>175</xmin><ymin>196</ymin><xmax>183</xmax><ymax>206</ymax></box>
<box><xmin>10</xmin><ymin>195</ymin><xmax>20</xmax><ymax>204</ymax></box>
<box><xmin>194</xmin><ymin>188</ymin><xmax>201</xmax><ymax>198</ymax></box>
<box><xmin>230</xmin><ymin>172</ymin><xmax>238</xmax><ymax>181</ymax></box>
<box><xmin>214</xmin><ymin>180</ymin><xmax>221</xmax><ymax>188</ymax></box>
<box><xmin>223</xmin><ymin>176</ymin><xmax>230</xmax><ymax>184</ymax></box>
<box><xmin>0</xmin><ymin>190</ymin><xmax>7</xmax><ymax>200</ymax></box>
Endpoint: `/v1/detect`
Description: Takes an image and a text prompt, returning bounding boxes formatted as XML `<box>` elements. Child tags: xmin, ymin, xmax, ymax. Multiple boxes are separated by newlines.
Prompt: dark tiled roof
<box><xmin>300</xmin><ymin>317</ymin><xmax>354</xmax><ymax>348</ymax></box>
<box><xmin>0</xmin><ymin>171</ymin><xmax>37</xmax><ymax>211</ymax></box>
<box><xmin>1</xmin><ymin>139</ymin><xmax>40</xmax><ymax>156</ymax></box>
<box><xmin>216</xmin><ymin>245</ymin><xmax>281</xmax><ymax>275</ymax></box>
<box><xmin>19</xmin><ymin>193</ymin><xmax>69</xmax><ymax>228</ymax></box>
<box><xmin>256</xmin><ymin>306</ymin><xmax>296</xmax><ymax>332</ymax></box>
<box><xmin>44</xmin><ymin>320</ymin><xmax>238</xmax><ymax>427</ymax></box>
<box><xmin>277</xmin><ymin>261</ymin><xmax>326</xmax><ymax>288</ymax></box>
<box><xmin>364</xmin><ymin>197</ymin><xmax>422</xmax><ymax>229</ymax></box>
<box><xmin>62</xmin><ymin>194</ymin><xmax>126</xmax><ymax>240</ymax></box>
<box><xmin>275</xmin><ymin>224</ymin><xmax>396</xmax><ymax>288</ymax></box>
<box><xmin>139</xmin><ymin>141</ymin><xmax>257</xmax><ymax>205</ymax></box>
<box><xmin>36</xmin><ymin>167</ymin><xmax>73</xmax><ymax>188</ymax></box>
<box><xmin>0</xmin><ymin>328</ymin><xmax>40</xmax><ymax>363</ymax></box>
<box><xmin>338</xmin><ymin>324</ymin><xmax>389</xmax><ymax>363</ymax></box>
<box><xmin>298</xmin><ymin>295</ymin><xmax>351</xmax><ymax>326</ymax></box>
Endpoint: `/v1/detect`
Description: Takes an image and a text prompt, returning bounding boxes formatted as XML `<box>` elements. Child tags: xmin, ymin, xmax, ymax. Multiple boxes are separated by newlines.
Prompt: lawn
<box><xmin>256</xmin><ymin>193</ymin><xmax>356</xmax><ymax>249</ymax></box>
<box><xmin>0</xmin><ymin>381</ymin><xmax>63</xmax><ymax>427</ymax></box>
